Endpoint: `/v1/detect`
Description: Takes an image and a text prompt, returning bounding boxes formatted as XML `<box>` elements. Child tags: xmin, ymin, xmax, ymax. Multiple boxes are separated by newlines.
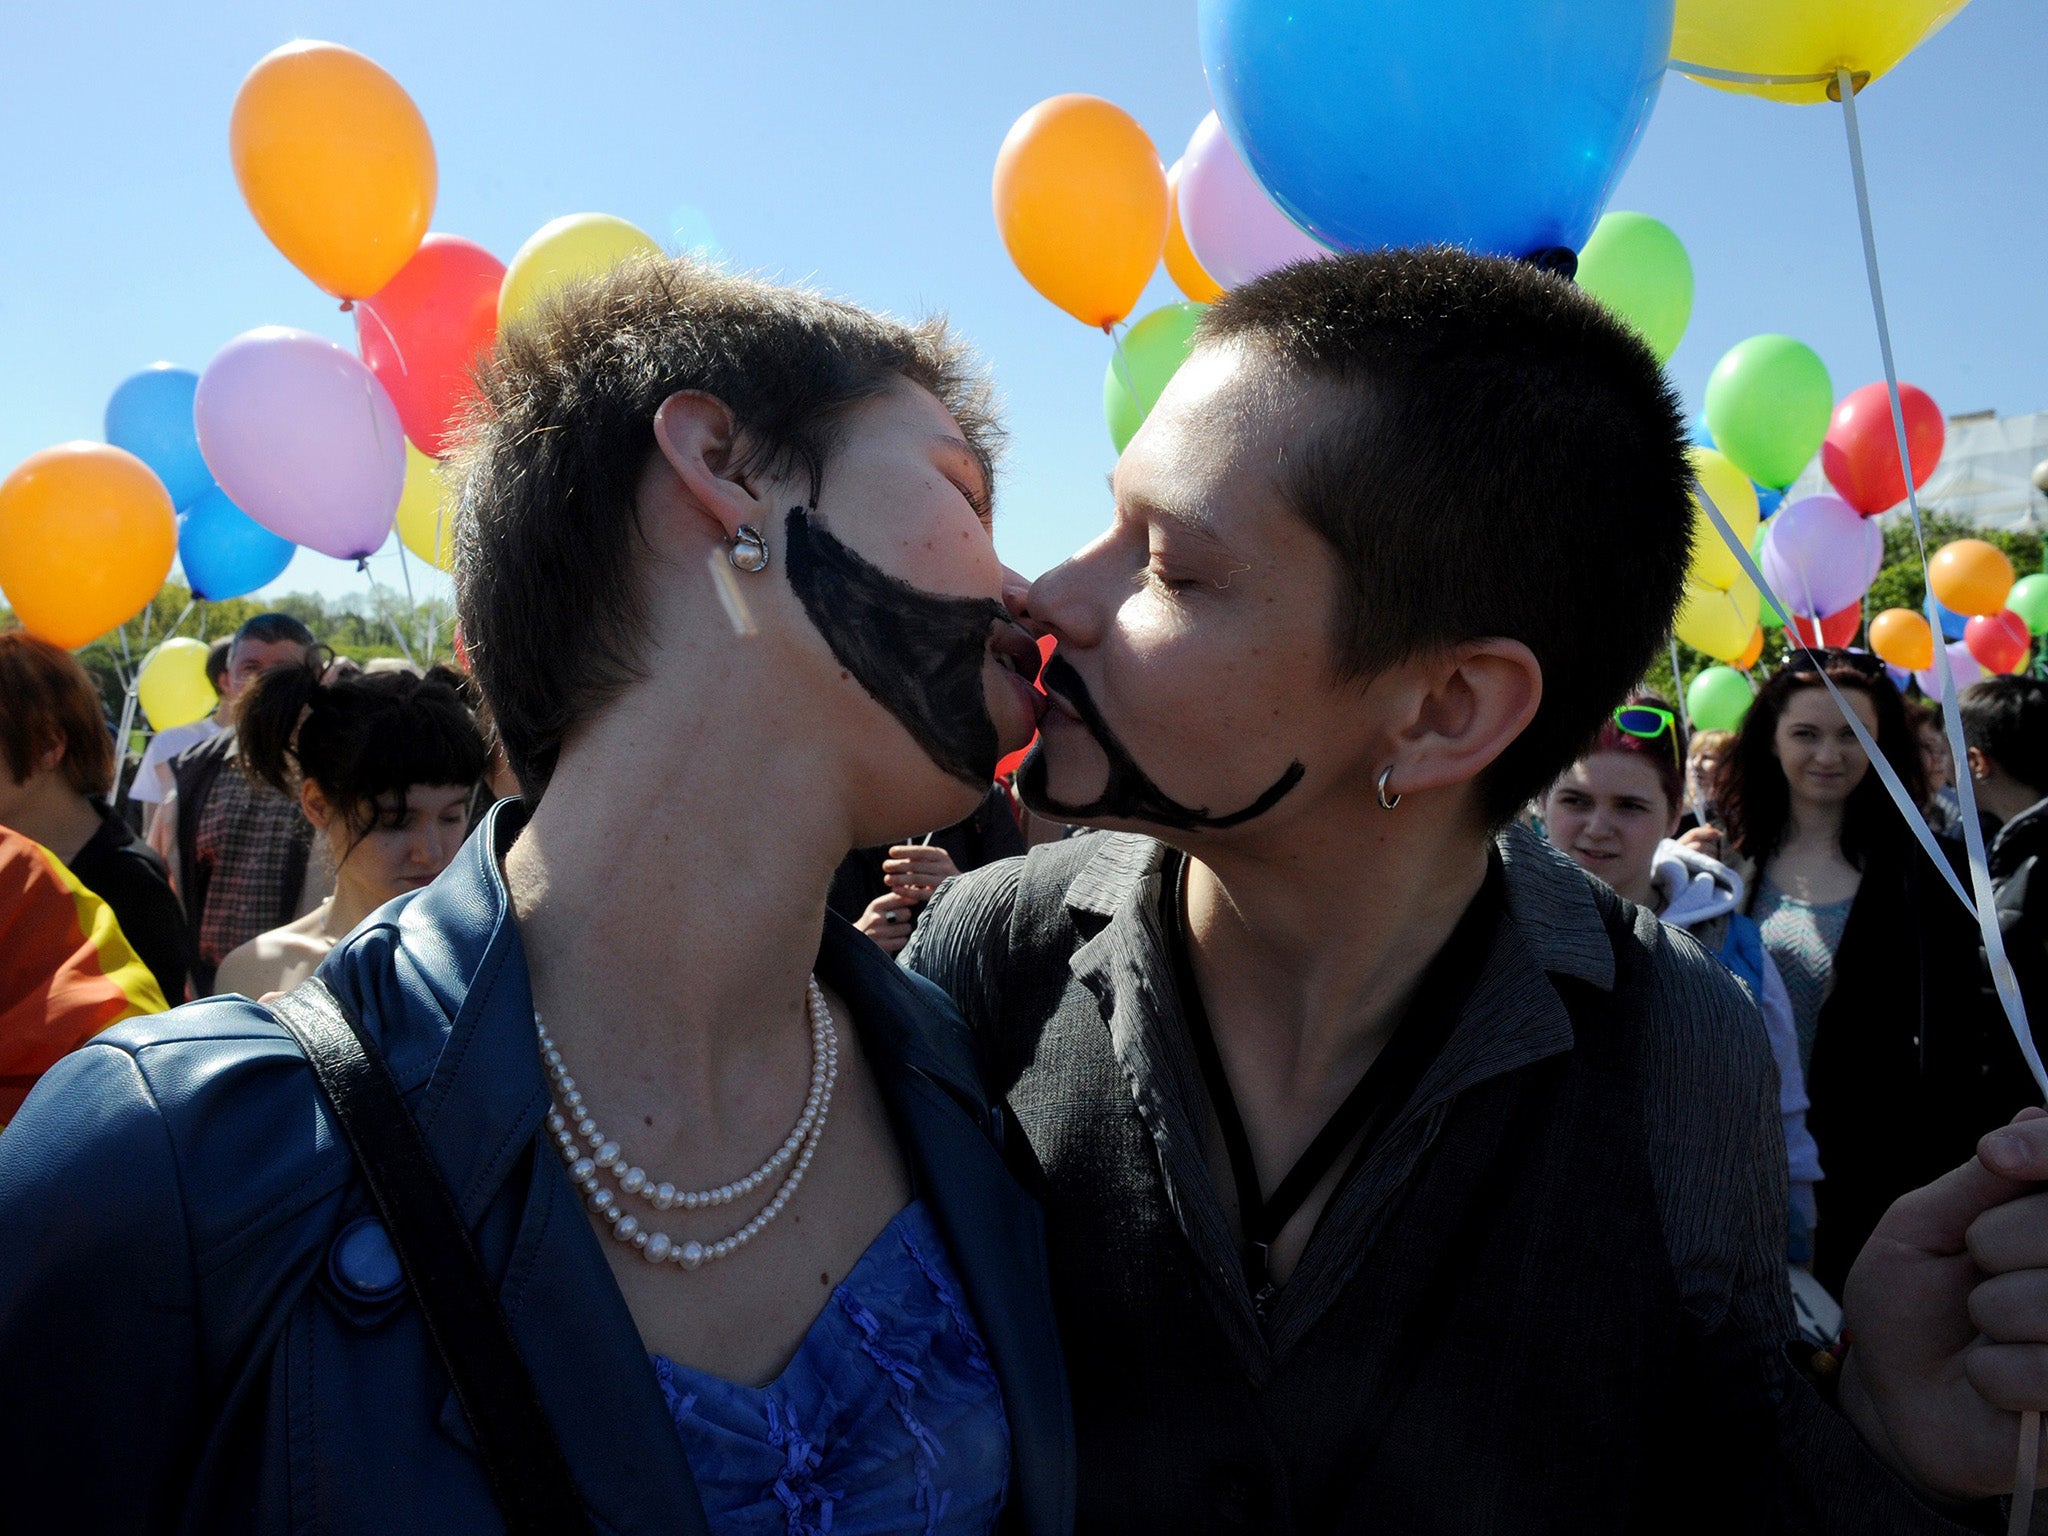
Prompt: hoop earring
<box><xmin>727</xmin><ymin>524</ymin><xmax>769</xmax><ymax>573</ymax></box>
<box><xmin>1376</xmin><ymin>766</ymin><xmax>1401</xmax><ymax>811</ymax></box>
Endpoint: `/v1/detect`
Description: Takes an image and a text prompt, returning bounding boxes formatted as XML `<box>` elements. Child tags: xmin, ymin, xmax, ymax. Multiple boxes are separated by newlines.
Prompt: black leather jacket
<box><xmin>0</xmin><ymin>800</ymin><xmax>1074</xmax><ymax>1534</ymax></box>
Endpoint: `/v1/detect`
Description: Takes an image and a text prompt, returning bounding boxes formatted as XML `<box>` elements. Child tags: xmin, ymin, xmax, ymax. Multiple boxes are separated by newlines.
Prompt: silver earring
<box><xmin>1376</xmin><ymin>766</ymin><xmax>1401</xmax><ymax>811</ymax></box>
<box><xmin>727</xmin><ymin>525</ymin><xmax>769</xmax><ymax>573</ymax></box>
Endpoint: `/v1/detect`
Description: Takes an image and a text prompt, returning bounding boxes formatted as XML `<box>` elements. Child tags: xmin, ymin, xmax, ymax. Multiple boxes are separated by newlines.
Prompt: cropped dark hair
<box><xmin>1720</xmin><ymin>656</ymin><xmax>1923</xmax><ymax>870</ymax></box>
<box><xmin>1961</xmin><ymin>675</ymin><xmax>2048</xmax><ymax>797</ymax></box>
<box><xmin>1198</xmin><ymin>248</ymin><xmax>1694</xmax><ymax>823</ymax></box>
<box><xmin>448</xmin><ymin>256</ymin><xmax>1002</xmax><ymax>800</ymax></box>
<box><xmin>0</xmin><ymin>629</ymin><xmax>115</xmax><ymax>797</ymax></box>
<box><xmin>233</xmin><ymin>612</ymin><xmax>316</xmax><ymax>651</ymax></box>
<box><xmin>238</xmin><ymin>662</ymin><xmax>488</xmax><ymax>844</ymax></box>
<box><xmin>205</xmin><ymin>640</ymin><xmax>232</xmax><ymax>690</ymax></box>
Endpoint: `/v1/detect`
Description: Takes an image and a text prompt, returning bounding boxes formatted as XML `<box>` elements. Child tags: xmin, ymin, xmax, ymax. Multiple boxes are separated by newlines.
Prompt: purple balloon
<box><xmin>1759</xmin><ymin>494</ymin><xmax>1883</xmax><ymax>619</ymax></box>
<box><xmin>195</xmin><ymin>327</ymin><xmax>405</xmax><ymax>562</ymax></box>
<box><xmin>1915</xmin><ymin>640</ymin><xmax>1984</xmax><ymax>700</ymax></box>
<box><xmin>1178</xmin><ymin>111</ymin><xmax>1330</xmax><ymax>290</ymax></box>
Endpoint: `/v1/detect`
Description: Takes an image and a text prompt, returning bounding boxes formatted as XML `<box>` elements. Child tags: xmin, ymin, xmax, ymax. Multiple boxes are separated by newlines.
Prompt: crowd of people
<box><xmin>3</xmin><ymin>248</ymin><xmax>2048</xmax><ymax>1532</ymax></box>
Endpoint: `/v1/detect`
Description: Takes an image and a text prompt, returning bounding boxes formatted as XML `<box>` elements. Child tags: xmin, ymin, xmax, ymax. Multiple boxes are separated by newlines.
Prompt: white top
<box><xmin>128</xmin><ymin>717</ymin><xmax>222</xmax><ymax>804</ymax></box>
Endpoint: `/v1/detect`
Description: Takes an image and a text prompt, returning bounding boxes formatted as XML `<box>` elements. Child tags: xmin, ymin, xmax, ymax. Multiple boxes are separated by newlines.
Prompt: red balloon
<box><xmin>355</xmin><ymin>233</ymin><xmax>506</xmax><ymax>456</ymax></box>
<box><xmin>1965</xmin><ymin>610</ymin><xmax>2031</xmax><ymax>675</ymax></box>
<box><xmin>1788</xmin><ymin>602</ymin><xmax>1862</xmax><ymax>649</ymax></box>
<box><xmin>1821</xmin><ymin>382</ymin><xmax>1945</xmax><ymax>516</ymax></box>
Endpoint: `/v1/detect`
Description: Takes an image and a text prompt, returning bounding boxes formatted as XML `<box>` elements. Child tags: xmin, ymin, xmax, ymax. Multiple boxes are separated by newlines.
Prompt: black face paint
<box><xmin>783</xmin><ymin>506</ymin><xmax>1007</xmax><ymax>787</ymax></box>
<box><xmin>1020</xmin><ymin>653</ymin><xmax>1304</xmax><ymax>830</ymax></box>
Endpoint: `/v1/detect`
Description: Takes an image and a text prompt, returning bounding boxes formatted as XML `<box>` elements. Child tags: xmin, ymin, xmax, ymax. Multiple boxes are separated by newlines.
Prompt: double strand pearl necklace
<box><xmin>536</xmin><ymin>977</ymin><xmax>839</xmax><ymax>1270</ymax></box>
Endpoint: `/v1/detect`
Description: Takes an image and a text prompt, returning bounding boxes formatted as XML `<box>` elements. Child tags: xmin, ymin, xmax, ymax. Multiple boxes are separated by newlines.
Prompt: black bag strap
<box><xmin>270</xmin><ymin>977</ymin><xmax>594</xmax><ymax>1536</ymax></box>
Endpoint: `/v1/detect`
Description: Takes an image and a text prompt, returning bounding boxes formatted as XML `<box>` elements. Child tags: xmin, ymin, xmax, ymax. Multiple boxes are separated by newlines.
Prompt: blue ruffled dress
<box><xmin>651</xmin><ymin>1200</ymin><xmax>1009</xmax><ymax>1535</ymax></box>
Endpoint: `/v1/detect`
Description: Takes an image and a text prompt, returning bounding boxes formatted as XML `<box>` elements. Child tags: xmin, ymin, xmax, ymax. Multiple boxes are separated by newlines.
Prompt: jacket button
<box><xmin>329</xmin><ymin>1216</ymin><xmax>404</xmax><ymax>1300</ymax></box>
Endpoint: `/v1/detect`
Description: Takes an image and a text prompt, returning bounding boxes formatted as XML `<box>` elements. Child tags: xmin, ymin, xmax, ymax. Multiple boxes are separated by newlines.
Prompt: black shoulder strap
<box><xmin>269</xmin><ymin>978</ymin><xmax>594</xmax><ymax>1536</ymax></box>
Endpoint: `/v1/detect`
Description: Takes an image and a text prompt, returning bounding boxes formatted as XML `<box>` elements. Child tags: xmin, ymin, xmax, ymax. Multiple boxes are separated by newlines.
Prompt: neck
<box><xmin>1784</xmin><ymin>793</ymin><xmax>1846</xmax><ymax>850</ymax></box>
<box><xmin>323</xmin><ymin>859</ymin><xmax>392</xmax><ymax>938</ymax></box>
<box><xmin>4</xmin><ymin>777</ymin><xmax>104</xmax><ymax>864</ymax></box>
<box><xmin>504</xmin><ymin>675</ymin><xmax>854</xmax><ymax>1124</ymax></box>
<box><xmin>1182</xmin><ymin>785</ymin><xmax>1490</xmax><ymax>1095</ymax></box>
<box><xmin>1975</xmin><ymin>775</ymin><xmax>2042</xmax><ymax>826</ymax></box>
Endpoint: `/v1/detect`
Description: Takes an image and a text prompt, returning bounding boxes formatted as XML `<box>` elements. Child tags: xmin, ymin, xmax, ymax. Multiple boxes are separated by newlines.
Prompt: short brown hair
<box><xmin>448</xmin><ymin>257</ymin><xmax>1001</xmax><ymax>799</ymax></box>
<box><xmin>1198</xmin><ymin>248</ymin><xmax>1693</xmax><ymax>823</ymax></box>
<box><xmin>0</xmin><ymin>630</ymin><xmax>116</xmax><ymax>797</ymax></box>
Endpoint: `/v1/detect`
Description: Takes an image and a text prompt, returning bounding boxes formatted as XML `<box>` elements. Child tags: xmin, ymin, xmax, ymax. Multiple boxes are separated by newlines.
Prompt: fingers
<box><xmin>1981</xmin><ymin>1110</ymin><xmax>2048</xmax><ymax>1182</ymax></box>
<box><xmin>1970</xmin><ymin>1191</ymin><xmax>2048</xmax><ymax>1275</ymax></box>
<box><xmin>1969</xmin><ymin>1268</ymin><xmax>2048</xmax><ymax>1342</ymax></box>
<box><xmin>1874</xmin><ymin>1110</ymin><xmax>2048</xmax><ymax>1258</ymax></box>
<box><xmin>1964</xmin><ymin>1340</ymin><xmax>2048</xmax><ymax>1414</ymax></box>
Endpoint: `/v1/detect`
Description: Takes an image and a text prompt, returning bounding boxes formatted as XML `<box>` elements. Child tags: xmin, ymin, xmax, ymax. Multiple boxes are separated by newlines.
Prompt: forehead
<box><xmin>1781</xmin><ymin>685</ymin><xmax>1872</xmax><ymax>725</ymax></box>
<box><xmin>834</xmin><ymin>378</ymin><xmax>989</xmax><ymax>489</ymax></box>
<box><xmin>233</xmin><ymin>636</ymin><xmax>301</xmax><ymax>666</ymax></box>
<box><xmin>1569</xmin><ymin>751</ymin><xmax>1669</xmax><ymax>798</ymax></box>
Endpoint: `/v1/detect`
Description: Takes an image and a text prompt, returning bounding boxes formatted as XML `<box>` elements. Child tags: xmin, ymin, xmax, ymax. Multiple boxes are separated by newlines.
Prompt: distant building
<box><xmin>1787</xmin><ymin>408</ymin><xmax>2048</xmax><ymax>532</ymax></box>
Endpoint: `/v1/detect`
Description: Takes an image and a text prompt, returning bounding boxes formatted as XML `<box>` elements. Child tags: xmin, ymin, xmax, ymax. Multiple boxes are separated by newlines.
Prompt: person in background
<box><xmin>157</xmin><ymin>613</ymin><xmax>329</xmax><ymax>995</ymax></box>
<box><xmin>1680</xmin><ymin>725</ymin><xmax>1734</xmax><ymax>840</ymax></box>
<box><xmin>1905</xmin><ymin>696</ymin><xmax>1962</xmax><ymax>837</ymax></box>
<box><xmin>132</xmin><ymin>639</ymin><xmax>231</xmax><ymax>842</ymax></box>
<box><xmin>0</xmin><ymin>823</ymin><xmax>165</xmax><ymax>1125</ymax></box>
<box><xmin>1958</xmin><ymin>674</ymin><xmax>2048</xmax><ymax>1033</ymax></box>
<box><xmin>211</xmin><ymin>662</ymin><xmax>487</xmax><ymax>1000</ymax></box>
<box><xmin>1719</xmin><ymin>651</ymin><xmax>2022</xmax><ymax>1294</ymax></box>
<box><xmin>1541</xmin><ymin>694</ymin><xmax>1820</xmax><ymax>1261</ymax></box>
<box><xmin>830</xmin><ymin>784</ymin><xmax>1024</xmax><ymax>955</ymax></box>
<box><xmin>0</xmin><ymin>631</ymin><xmax>189</xmax><ymax>1004</ymax></box>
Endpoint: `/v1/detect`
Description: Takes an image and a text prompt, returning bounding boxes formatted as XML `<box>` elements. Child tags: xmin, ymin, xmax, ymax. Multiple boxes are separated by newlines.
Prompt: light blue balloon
<box><xmin>1198</xmin><ymin>0</ymin><xmax>1675</xmax><ymax>259</ymax></box>
<box><xmin>1754</xmin><ymin>484</ymin><xmax>1784</xmax><ymax>519</ymax></box>
<box><xmin>1933</xmin><ymin>596</ymin><xmax>1969</xmax><ymax>642</ymax></box>
<box><xmin>106</xmin><ymin>364</ymin><xmax>215</xmax><ymax>512</ymax></box>
<box><xmin>178</xmin><ymin>485</ymin><xmax>295</xmax><ymax>602</ymax></box>
<box><xmin>1688</xmin><ymin>412</ymin><xmax>1716</xmax><ymax>450</ymax></box>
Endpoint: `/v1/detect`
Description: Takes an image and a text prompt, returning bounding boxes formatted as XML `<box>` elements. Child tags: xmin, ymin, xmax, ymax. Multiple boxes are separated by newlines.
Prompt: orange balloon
<box><xmin>0</xmin><ymin>444</ymin><xmax>175</xmax><ymax>649</ymax></box>
<box><xmin>1735</xmin><ymin>626</ymin><xmax>1765</xmax><ymax>671</ymax></box>
<box><xmin>231</xmin><ymin>41</ymin><xmax>436</xmax><ymax>300</ymax></box>
<box><xmin>1164</xmin><ymin>161</ymin><xmax>1225</xmax><ymax>305</ymax></box>
<box><xmin>993</xmin><ymin>95</ymin><xmax>1167</xmax><ymax>329</ymax></box>
<box><xmin>1868</xmin><ymin>607</ymin><xmax>1935</xmax><ymax>671</ymax></box>
<box><xmin>1928</xmin><ymin>538</ymin><xmax>2015</xmax><ymax>618</ymax></box>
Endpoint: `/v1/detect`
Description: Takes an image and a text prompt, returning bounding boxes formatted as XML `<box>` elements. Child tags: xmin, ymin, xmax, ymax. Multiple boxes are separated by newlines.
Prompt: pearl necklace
<box><xmin>536</xmin><ymin>977</ymin><xmax>839</xmax><ymax>1270</ymax></box>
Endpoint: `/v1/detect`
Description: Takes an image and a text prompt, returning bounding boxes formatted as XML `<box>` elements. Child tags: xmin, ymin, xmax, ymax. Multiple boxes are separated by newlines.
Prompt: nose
<box><xmin>999</xmin><ymin>563</ymin><xmax>1031</xmax><ymax>623</ymax></box>
<box><xmin>1022</xmin><ymin>532</ymin><xmax>1118</xmax><ymax>651</ymax></box>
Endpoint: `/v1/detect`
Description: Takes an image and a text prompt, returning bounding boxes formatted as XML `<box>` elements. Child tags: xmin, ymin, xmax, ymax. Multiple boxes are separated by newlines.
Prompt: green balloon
<box><xmin>1687</xmin><ymin>666</ymin><xmax>1754</xmax><ymax>734</ymax></box>
<box><xmin>1104</xmin><ymin>301</ymin><xmax>1207</xmax><ymax>452</ymax></box>
<box><xmin>1576</xmin><ymin>212</ymin><xmax>1693</xmax><ymax>364</ymax></box>
<box><xmin>1752</xmin><ymin>525</ymin><xmax>1787</xmax><ymax>629</ymax></box>
<box><xmin>1703</xmin><ymin>335</ymin><xmax>1833</xmax><ymax>491</ymax></box>
<box><xmin>2009</xmin><ymin>573</ymin><xmax>2048</xmax><ymax>637</ymax></box>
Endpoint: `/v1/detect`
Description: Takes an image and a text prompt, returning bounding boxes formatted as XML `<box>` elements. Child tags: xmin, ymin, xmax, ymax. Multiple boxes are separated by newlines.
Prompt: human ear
<box><xmin>1375</xmin><ymin>639</ymin><xmax>1543</xmax><ymax>802</ymax></box>
<box><xmin>34</xmin><ymin>736</ymin><xmax>66</xmax><ymax>777</ymax></box>
<box><xmin>1967</xmin><ymin>745</ymin><xmax>1993</xmax><ymax>783</ymax></box>
<box><xmin>299</xmin><ymin>778</ymin><xmax>333</xmax><ymax>832</ymax></box>
<box><xmin>650</xmin><ymin>391</ymin><xmax>772</xmax><ymax>545</ymax></box>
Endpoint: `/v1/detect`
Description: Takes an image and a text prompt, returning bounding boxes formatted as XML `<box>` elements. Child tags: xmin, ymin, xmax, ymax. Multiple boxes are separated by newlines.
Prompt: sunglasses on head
<box><xmin>1782</xmin><ymin>647</ymin><xmax>1885</xmax><ymax>680</ymax></box>
<box><xmin>1613</xmin><ymin>704</ymin><xmax>1677</xmax><ymax>739</ymax></box>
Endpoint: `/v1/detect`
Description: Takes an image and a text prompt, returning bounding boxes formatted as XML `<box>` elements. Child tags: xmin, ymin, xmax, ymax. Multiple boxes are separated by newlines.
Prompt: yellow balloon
<box><xmin>0</xmin><ymin>443</ymin><xmax>176</xmax><ymax>649</ymax></box>
<box><xmin>1672</xmin><ymin>0</ymin><xmax>1970</xmax><ymax>104</ymax></box>
<box><xmin>1686</xmin><ymin>447</ymin><xmax>1760</xmax><ymax>592</ymax></box>
<box><xmin>499</xmin><ymin>213</ymin><xmax>662</xmax><ymax>331</ymax></box>
<box><xmin>993</xmin><ymin>95</ymin><xmax>1168</xmax><ymax>329</ymax></box>
<box><xmin>137</xmin><ymin>639</ymin><xmax>218</xmax><ymax>732</ymax></box>
<box><xmin>1164</xmin><ymin>162</ymin><xmax>1225</xmax><ymax>305</ymax></box>
<box><xmin>230</xmin><ymin>41</ymin><xmax>437</xmax><ymax>300</ymax></box>
<box><xmin>394</xmin><ymin>443</ymin><xmax>456</xmax><ymax>574</ymax></box>
<box><xmin>1676</xmin><ymin>576</ymin><xmax>1763</xmax><ymax>662</ymax></box>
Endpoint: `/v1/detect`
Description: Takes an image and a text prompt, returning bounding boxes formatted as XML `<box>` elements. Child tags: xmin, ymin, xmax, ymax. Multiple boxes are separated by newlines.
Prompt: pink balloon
<box><xmin>195</xmin><ymin>327</ymin><xmax>405</xmax><ymax>561</ymax></box>
<box><xmin>1759</xmin><ymin>495</ymin><xmax>1884</xmax><ymax>619</ymax></box>
<box><xmin>1178</xmin><ymin>112</ymin><xmax>1329</xmax><ymax>290</ymax></box>
<box><xmin>1915</xmin><ymin>639</ymin><xmax>1984</xmax><ymax>700</ymax></box>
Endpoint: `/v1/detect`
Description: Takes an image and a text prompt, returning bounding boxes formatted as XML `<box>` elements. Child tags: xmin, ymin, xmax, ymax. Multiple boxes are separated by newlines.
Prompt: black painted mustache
<box><xmin>1021</xmin><ymin>653</ymin><xmax>1303</xmax><ymax>831</ymax></box>
<box><xmin>784</xmin><ymin>506</ymin><xmax>1006</xmax><ymax>787</ymax></box>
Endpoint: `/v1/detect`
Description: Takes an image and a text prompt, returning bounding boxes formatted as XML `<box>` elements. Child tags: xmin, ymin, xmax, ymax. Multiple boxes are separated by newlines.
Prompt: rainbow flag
<box><xmin>0</xmin><ymin>824</ymin><xmax>167</xmax><ymax>1126</ymax></box>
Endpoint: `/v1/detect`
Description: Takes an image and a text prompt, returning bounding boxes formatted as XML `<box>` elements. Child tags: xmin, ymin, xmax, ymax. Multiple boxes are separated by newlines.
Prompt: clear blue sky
<box><xmin>4</xmin><ymin>0</ymin><xmax>2043</xmax><ymax>606</ymax></box>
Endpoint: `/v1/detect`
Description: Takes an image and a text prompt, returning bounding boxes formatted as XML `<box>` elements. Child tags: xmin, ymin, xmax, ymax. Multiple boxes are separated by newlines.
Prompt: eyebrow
<box><xmin>931</xmin><ymin>433</ymin><xmax>993</xmax><ymax>517</ymax></box>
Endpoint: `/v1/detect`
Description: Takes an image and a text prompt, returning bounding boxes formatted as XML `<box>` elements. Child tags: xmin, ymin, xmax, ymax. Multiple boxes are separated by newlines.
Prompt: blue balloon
<box><xmin>1753</xmin><ymin>484</ymin><xmax>1784</xmax><ymax>519</ymax></box>
<box><xmin>1198</xmin><ymin>0</ymin><xmax>1675</xmax><ymax>258</ymax></box>
<box><xmin>1933</xmin><ymin>596</ymin><xmax>1969</xmax><ymax>642</ymax></box>
<box><xmin>106</xmin><ymin>364</ymin><xmax>214</xmax><ymax>512</ymax></box>
<box><xmin>178</xmin><ymin>485</ymin><xmax>295</xmax><ymax>602</ymax></box>
<box><xmin>1688</xmin><ymin>412</ymin><xmax>1716</xmax><ymax>450</ymax></box>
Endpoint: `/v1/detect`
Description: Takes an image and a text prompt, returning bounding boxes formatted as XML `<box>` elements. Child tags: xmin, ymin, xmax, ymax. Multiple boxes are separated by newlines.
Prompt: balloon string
<box><xmin>361</xmin><ymin>559</ymin><xmax>416</xmax><ymax>669</ymax></box>
<box><xmin>106</xmin><ymin>598</ymin><xmax>195</xmax><ymax>808</ymax></box>
<box><xmin>1666</xmin><ymin>59</ymin><xmax>1837</xmax><ymax>88</ymax></box>
<box><xmin>1668</xmin><ymin>637</ymin><xmax>1701</xmax><ymax>823</ymax></box>
<box><xmin>354</xmin><ymin>300</ymin><xmax>409</xmax><ymax>378</ymax></box>
<box><xmin>1841</xmin><ymin>60</ymin><xmax>2048</xmax><ymax>1524</ymax></box>
<box><xmin>1105</xmin><ymin>323</ymin><xmax>1142</xmax><ymax>413</ymax></box>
